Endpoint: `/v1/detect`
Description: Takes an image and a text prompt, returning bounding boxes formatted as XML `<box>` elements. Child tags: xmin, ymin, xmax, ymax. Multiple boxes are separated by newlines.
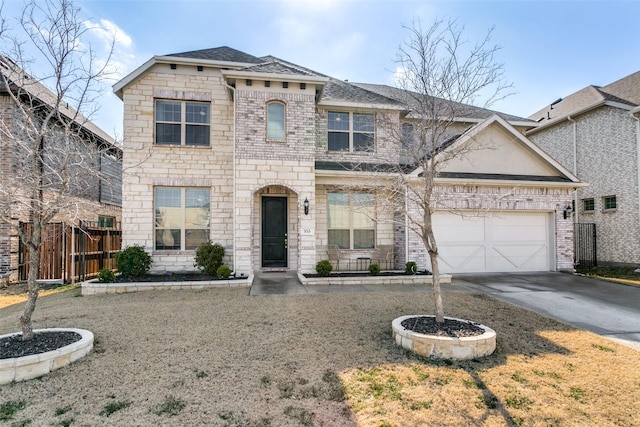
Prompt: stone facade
<box><xmin>117</xmin><ymin>52</ymin><xmax>581</xmax><ymax>276</ymax></box>
<box><xmin>529</xmin><ymin>106</ymin><xmax>640</xmax><ymax>264</ymax></box>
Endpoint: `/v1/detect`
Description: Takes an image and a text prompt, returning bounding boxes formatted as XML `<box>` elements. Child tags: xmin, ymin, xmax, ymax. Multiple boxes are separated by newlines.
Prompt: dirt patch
<box><xmin>0</xmin><ymin>286</ymin><xmax>638</xmax><ymax>426</ymax></box>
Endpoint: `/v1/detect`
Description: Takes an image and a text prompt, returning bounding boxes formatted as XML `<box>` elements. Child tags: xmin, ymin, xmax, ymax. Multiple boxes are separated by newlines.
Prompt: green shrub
<box><xmin>405</xmin><ymin>261</ymin><xmax>417</xmax><ymax>275</ymax></box>
<box><xmin>315</xmin><ymin>260</ymin><xmax>333</xmax><ymax>276</ymax></box>
<box><xmin>115</xmin><ymin>245</ymin><xmax>152</xmax><ymax>278</ymax></box>
<box><xmin>368</xmin><ymin>263</ymin><xmax>381</xmax><ymax>275</ymax></box>
<box><xmin>216</xmin><ymin>265</ymin><xmax>232</xmax><ymax>279</ymax></box>
<box><xmin>194</xmin><ymin>242</ymin><xmax>225</xmax><ymax>276</ymax></box>
<box><xmin>97</xmin><ymin>268</ymin><xmax>116</xmax><ymax>283</ymax></box>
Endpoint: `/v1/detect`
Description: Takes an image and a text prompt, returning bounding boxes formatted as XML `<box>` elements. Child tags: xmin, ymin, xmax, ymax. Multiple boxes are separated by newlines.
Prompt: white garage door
<box><xmin>432</xmin><ymin>211</ymin><xmax>551</xmax><ymax>273</ymax></box>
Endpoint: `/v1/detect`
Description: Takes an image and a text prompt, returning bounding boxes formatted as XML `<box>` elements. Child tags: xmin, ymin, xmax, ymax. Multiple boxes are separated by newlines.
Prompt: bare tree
<box><xmin>0</xmin><ymin>0</ymin><xmax>116</xmax><ymax>340</ymax></box>
<box><xmin>347</xmin><ymin>19</ymin><xmax>512</xmax><ymax>323</ymax></box>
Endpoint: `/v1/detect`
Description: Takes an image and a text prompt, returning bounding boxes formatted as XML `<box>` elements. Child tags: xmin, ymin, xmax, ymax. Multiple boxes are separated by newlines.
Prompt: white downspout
<box><xmin>567</xmin><ymin>115</ymin><xmax>579</xmax><ymax>224</ymax></box>
<box><xmin>225</xmin><ymin>82</ymin><xmax>237</xmax><ymax>275</ymax></box>
<box><xmin>630</xmin><ymin>107</ymin><xmax>640</xmax><ymax>240</ymax></box>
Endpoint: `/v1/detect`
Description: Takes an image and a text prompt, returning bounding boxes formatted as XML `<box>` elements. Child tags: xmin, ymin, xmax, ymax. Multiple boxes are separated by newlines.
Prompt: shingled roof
<box><xmin>528</xmin><ymin>71</ymin><xmax>640</xmax><ymax>124</ymax></box>
<box><xmin>167</xmin><ymin>46</ymin><xmax>264</xmax><ymax>64</ymax></box>
<box><xmin>355</xmin><ymin>83</ymin><xmax>532</xmax><ymax>122</ymax></box>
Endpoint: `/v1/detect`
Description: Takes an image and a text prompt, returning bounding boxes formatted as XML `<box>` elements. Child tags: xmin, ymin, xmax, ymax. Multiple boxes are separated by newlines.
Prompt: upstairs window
<box><xmin>328</xmin><ymin>112</ymin><xmax>374</xmax><ymax>152</ymax></box>
<box><xmin>582</xmin><ymin>198</ymin><xmax>595</xmax><ymax>212</ymax></box>
<box><xmin>155</xmin><ymin>100</ymin><xmax>210</xmax><ymax>146</ymax></box>
<box><xmin>603</xmin><ymin>195</ymin><xmax>617</xmax><ymax>211</ymax></box>
<box><xmin>267</xmin><ymin>102</ymin><xmax>285</xmax><ymax>140</ymax></box>
<box><xmin>327</xmin><ymin>192</ymin><xmax>375</xmax><ymax>249</ymax></box>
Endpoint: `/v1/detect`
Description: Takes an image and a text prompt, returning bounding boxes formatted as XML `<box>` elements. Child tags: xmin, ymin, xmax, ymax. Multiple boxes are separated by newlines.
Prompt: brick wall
<box><xmin>529</xmin><ymin>106</ymin><xmax>640</xmax><ymax>264</ymax></box>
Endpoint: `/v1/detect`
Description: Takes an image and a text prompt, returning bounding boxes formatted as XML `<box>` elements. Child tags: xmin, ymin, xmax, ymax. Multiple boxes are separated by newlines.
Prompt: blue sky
<box><xmin>3</xmin><ymin>0</ymin><xmax>640</xmax><ymax>139</ymax></box>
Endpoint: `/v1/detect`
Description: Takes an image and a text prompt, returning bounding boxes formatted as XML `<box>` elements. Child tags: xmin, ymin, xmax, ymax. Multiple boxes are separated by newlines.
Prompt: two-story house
<box><xmin>527</xmin><ymin>71</ymin><xmax>640</xmax><ymax>267</ymax></box>
<box><xmin>114</xmin><ymin>46</ymin><xmax>582</xmax><ymax>277</ymax></box>
<box><xmin>0</xmin><ymin>55</ymin><xmax>122</xmax><ymax>284</ymax></box>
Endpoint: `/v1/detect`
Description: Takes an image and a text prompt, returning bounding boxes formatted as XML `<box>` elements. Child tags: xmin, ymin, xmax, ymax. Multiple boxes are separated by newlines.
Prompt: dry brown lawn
<box><xmin>0</xmin><ymin>284</ymin><xmax>639</xmax><ymax>426</ymax></box>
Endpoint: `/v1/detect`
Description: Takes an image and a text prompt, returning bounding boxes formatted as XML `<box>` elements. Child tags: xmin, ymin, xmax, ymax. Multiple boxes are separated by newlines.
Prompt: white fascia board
<box><xmin>315</xmin><ymin>172</ymin><xmax>397</xmax><ymax>186</ymax></box>
<box><xmin>221</xmin><ymin>69</ymin><xmax>328</xmax><ymax>85</ymax></box>
<box><xmin>526</xmin><ymin>100</ymin><xmax>634</xmax><ymax>135</ymax></box>
<box><xmin>113</xmin><ymin>55</ymin><xmax>253</xmax><ymax>99</ymax></box>
<box><xmin>433</xmin><ymin>177</ymin><xmax>588</xmax><ymax>189</ymax></box>
<box><xmin>317</xmin><ymin>100</ymin><xmax>404</xmax><ymax>111</ymax></box>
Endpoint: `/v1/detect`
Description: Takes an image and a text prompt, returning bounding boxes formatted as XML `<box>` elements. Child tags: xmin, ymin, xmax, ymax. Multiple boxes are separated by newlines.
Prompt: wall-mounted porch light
<box><xmin>303</xmin><ymin>198</ymin><xmax>309</xmax><ymax>215</ymax></box>
<box><xmin>563</xmin><ymin>204</ymin><xmax>573</xmax><ymax>219</ymax></box>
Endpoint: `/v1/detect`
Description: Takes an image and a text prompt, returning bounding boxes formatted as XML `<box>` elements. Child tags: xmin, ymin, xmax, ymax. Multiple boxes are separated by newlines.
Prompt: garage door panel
<box><xmin>490</xmin><ymin>245</ymin><xmax>547</xmax><ymax>270</ymax></box>
<box><xmin>438</xmin><ymin>245</ymin><xmax>486</xmax><ymax>271</ymax></box>
<box><xmin>431</xmin><ymin>211</ymin><xmax>550</xmax><ymax>273</ymax></box>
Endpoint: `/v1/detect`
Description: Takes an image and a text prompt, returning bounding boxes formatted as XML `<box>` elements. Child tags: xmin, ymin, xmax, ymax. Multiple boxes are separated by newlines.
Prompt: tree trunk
<box><xmin>430</xmin><ymin>251</ymin><xmax>444</xmax><ymax>323</ymax></box>
<box><xmin>19</xmin><ymin>227</ymin><xmax>41</xmax><ymax>341</ymax></box>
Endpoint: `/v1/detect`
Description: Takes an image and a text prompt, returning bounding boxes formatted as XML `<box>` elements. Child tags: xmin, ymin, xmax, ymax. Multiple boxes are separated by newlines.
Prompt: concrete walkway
<box><xmin>250</xmin><ymin>270</ymin><xmax>429</xmax><ymax>295</ymax></box>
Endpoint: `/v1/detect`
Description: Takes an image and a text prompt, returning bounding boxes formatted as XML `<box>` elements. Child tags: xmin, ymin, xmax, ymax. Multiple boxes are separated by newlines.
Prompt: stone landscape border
<box><xmin>81</xmin><ymin>275</ymin><xmax>254</xmax><ymax>295</ymax></box>
<box><xmin>392</xmin><ymin>315</ymin><xmax>496</xmax><ymax>360</ymax></box>
<box><xmin>0</xmin><ymin>328</ymin><xmax>94</xmax><ymax>385</ymax></box>
<box><xmin>299</xmin><ymin>273</ymin><xmax>452</xmax><ymax>286</ymax></box>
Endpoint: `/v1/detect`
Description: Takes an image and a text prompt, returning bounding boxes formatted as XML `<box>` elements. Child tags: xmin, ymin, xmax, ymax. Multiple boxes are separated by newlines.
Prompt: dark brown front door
<box><xmin>262</xmin><ymin>197</ymin><xmax>287</xmax><ymax>268</ymax></box>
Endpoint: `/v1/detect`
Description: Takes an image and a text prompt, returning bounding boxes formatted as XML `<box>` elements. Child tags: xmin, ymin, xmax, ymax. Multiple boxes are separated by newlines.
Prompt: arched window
<box><xmin>267</xmin><ymin>102</ymin><xmax>285</xmax><ymax>140</ymax></box>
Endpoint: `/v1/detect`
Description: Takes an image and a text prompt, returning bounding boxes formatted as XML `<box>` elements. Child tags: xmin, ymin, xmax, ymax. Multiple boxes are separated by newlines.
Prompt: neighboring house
<box><xmin>113</xmin><ymin>46</ymin><xmax>581</xmax><ymax>277</ymax></box>
<box><xmin>0</xmin><ymin>55</ymin><xmax>122</xmax><ymax>283</ymax></box>
<box><xmin>527</xmin><ymin>71</ymin><xmax>640</xmax><ymax>266</ymax></box>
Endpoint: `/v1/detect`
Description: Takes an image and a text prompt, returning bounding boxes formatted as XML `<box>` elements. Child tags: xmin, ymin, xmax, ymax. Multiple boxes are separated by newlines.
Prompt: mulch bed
<box><xmin>0</xmin><ymin>331</ymin><xmax>81</xmax><ymax>359</ymax></box>
<box><xmin>401</xmin><ymin>316</ymin><xmax>485</xmax><ymax>338</ymax></box>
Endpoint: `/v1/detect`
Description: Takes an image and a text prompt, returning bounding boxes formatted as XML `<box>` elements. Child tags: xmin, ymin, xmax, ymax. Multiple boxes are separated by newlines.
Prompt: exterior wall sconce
<box><xmin>563</xmin><ymin>204</ymin><xmax>573</xmax><ymax>219</ymax></box>
<box><xmin>303</xmin><ymin>198</ymin><xmax>309</xmax><ymax>215</ymax></box>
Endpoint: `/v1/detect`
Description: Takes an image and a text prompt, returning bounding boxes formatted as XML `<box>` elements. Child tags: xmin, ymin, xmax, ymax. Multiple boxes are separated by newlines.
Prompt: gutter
<box><xmin>225</xmin><ymin>82</ymin><xmax>237</xmax><ymax>275</ymax></box>
<box><xmin>567</xmin><ymin>115</ymin><xmax>579</xmax><ymax>224</ymax></box>
<box><xmin>631</xmin><ymin>106</ymin><xmax>640</xmax><ymax>240</ymax></box>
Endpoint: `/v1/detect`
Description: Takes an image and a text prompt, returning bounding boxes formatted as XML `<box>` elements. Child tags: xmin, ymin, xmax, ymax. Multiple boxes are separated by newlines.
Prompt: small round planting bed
<box><xmin>392</xmin><ymin>315</ymin><xmax>496</xmax><ymax>360</ymax></box>
<box><xmin>0</xmin><ymin>328</ymin><xmax>93</xmax><ymax>384</ymax></box>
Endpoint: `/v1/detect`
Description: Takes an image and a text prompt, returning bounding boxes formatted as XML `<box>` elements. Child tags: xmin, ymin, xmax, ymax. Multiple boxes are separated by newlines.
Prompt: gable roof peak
<box><xmin>166</xmin><ymin>46</ymin><xmax>264</xmax><ymax>64</ymax></box>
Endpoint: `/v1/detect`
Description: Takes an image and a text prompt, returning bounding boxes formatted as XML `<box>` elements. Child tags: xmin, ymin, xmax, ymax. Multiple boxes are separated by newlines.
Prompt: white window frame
<box><xmin>327</xmin><ymin>192</ymin><xmax>376</xmax><ymax>250</ymax></box>
<box><xmin>603</xmin><ymin>195</ymin><xmax>617</xmax><ymax>211</ymax></box>
<box><xmin>328</xmin><ymin>111</ymin><xmax>375</xmax><ymax>152</ymax></box>
<box><xmin>266</xmin><ymin>101</ymin><xmax>286</xmax><ymax>140</ymax></box>
<box><xmin>154</xmin><ymin>187</ymin><xmax>211</xmax><ymax>251</ymax></box>
<box><xmin>582</xmin><ymin>198</ymin><xmax>595</xmax><ymax>213</ymax></box>
<box><xmin>155</xmin><ymin>100</ymin><xmax>211</xmax><ymax>146</ymax></box>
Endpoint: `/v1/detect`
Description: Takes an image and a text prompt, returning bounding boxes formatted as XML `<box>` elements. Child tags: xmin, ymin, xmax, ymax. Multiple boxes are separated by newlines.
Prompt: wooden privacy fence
<box><xmin>19</xmin><ymin>221</ymin><xmax>122</xmax><ymax>283</ymax></box>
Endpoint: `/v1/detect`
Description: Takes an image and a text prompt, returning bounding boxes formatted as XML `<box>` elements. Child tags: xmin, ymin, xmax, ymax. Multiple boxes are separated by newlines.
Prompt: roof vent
<box><xmin>170</xmin><ymin>64</ymin><xmax>177</xmax><ymax>70</ymax></box>
<box><xmin>300</xmin><ymin>83</ymin><xmax>306</xmax><ymax>90</ymax></box>
<box><xmin>246</xmin><ymin>79</ymin><xmax>252</xmax><ymax>86</ymax></box>
<box><xmin>265</xmin><ymin>80</ymin><xmax>270</xmax><ymax>87</ymax></box>
<box><xmin>282</xmin><ymin>82</ymin><xmax>288</xmax><ymax>89</ymax></box>
<box><xmin>197</xmin><ymin>65</ymin><xmax>203</xmax><ymax>72</ymax></box>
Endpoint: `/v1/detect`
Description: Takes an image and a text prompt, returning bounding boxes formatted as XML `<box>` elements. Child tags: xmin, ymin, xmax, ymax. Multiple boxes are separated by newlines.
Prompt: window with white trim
<box><xmin>155</xmin><ymin>100</ymin><xmax>210</xmax><ymax>146</ymax></box>
<box><xmin>267</xmin><ymin>102</ymin><xmax>285</xmax><ymax>140</ymax></box>
<box><xmin>327</xmin><ymin>192</ymin><xmax>375</xmax><ymax>249</ymax></box>
<box><xmin>582</xmin><ymin>198</ymin><xmax>595</xmax><ymax>212</ymax></box>
<box><xmin>603</xmin><ymin>195</ymin><xmax>617</xmax><ymax>211</ymax></box>
<box><xmin>155</xmin><ymin>187</ymin><xmax>210</xmax><ymax>250</ymax></box>
<box><xmin>328</xmin><ymin>112</ymin><xmax>374</xmax><ymax>152</ymax></box>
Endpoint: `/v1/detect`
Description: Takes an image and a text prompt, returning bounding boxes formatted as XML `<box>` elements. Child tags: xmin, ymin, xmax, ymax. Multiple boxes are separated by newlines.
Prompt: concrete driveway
<box><xmin>452</xmin><ymin>272</ymin><xmax>640</xmax><ymax>350</ymax></box>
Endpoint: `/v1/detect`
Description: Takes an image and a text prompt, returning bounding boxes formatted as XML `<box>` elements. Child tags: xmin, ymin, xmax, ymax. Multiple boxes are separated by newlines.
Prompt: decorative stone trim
<box><xmin>299</xmin><ymin>273</ymin><xmax>452</xmax><ymax>286</ymax></box>
<box><xmin>392</xmin><ymin>315</ymin><xmax>496</xmax><ymax>360</ymax></box>
<box><xmin>0</xmin><ymin>328</ymin><xmax>93</xmax><ymax>385</ymax></box>
<box><xmin>81</xmin><ymin>275</ymin><xmax>254</xmax><ymax>295</ymax></box>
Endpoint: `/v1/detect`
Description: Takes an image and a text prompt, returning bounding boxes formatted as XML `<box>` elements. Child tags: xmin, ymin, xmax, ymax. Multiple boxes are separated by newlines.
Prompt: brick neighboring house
<box><xmin>527</xmin><ymin>71</ymin><xmax>640</xmax><ymax>266</ymax></box>
<box><xmin>114</xmin><ymin>46</ymin><xmax>582</xmax><ymax>277</ymax></box>
<box><xmin>0</xmin><ymin>55</ymin><xmax>122</xmax><ymax>284</ymax></box>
